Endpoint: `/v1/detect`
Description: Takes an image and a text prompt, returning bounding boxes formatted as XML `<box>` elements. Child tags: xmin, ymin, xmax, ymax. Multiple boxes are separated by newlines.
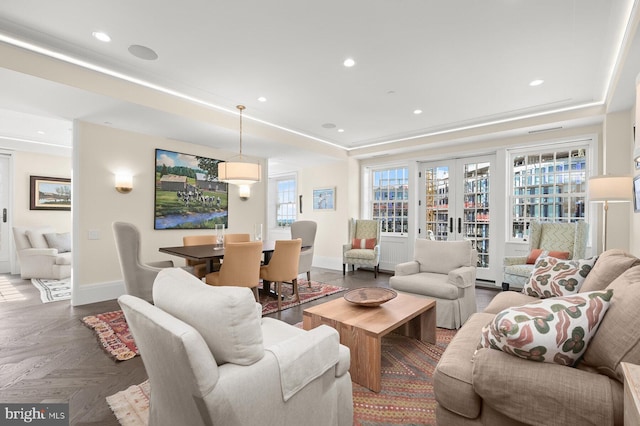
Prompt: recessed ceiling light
<box><xmin>343</xmin><ymin>58</ymin><xmax>356</xmax><ymax>68</ymax></box>
<box><xmin>529</xmin><ymin>79</ymin><xmax>544</xmax><ymax>87</ymax></box>
<box><xmin>338</xmin><ymin>129</ymin><xmax>345</xmax><ymax>133</ymax></box>
<box><xmin>257</xmin><ymin>96</ymin><xmax>267</xmax><ymax>102</ymax></box>
<box><xmin>322</xmin><ymin>123</ymin><xmax>337</xmax><ymax>129</ymax></box>
<box><xmin>413</xmin><ymin>109</ymin><xmax>423</xmax><ymax>115</ymax></box>
<box><xmin>92</xmin><ymin>31</ymin><xmax>111</xmax><ymax>42</ymax></box>
<box><xmin>128</xmin><ymin>44</ymin><xmax>158</xmax><ymax>61</ymax></box>
<box><xmin>36</xmin><ymin>130</ymin><xmax>45</xmax><ymax>135</ymax></box>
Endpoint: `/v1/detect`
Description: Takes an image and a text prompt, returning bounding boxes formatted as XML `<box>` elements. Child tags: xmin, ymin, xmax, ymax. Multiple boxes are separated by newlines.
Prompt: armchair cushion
<box><xmin>525</xmin><ymin>248</ymin><xmax>570</xmax><ymax>264</ymax></box>
<box><xmin>479</xmin><ymin>290</ymin><xmax>613</xmax><ymax>367</ymax></box>
<box><xmin>523</xmin><ymin>256</ymin><xmax>597</xmax><ymax>298</ymax></box>
<box><xmin>44</xmin><ymin>232</ymin><xmax>71</xmax><ymax>253</ymax></box>
<box><xmin>415</xmin><ymin>239</ymin><xmax>473</xmax><ymax>274</ymax></box>
<box><xmin>153</xmin><ymin>268</ymin><xmax>264</xmax><ymax>366</ymax></box>
<box><xmin>352</xmin><ymin>238</ymin><xmax>376</xmax><ymax>249</ymax></box>
<box><xmin>391</xmin><ymin>272</ymin><xmax>461</xmax><ymax>300</ymax></box>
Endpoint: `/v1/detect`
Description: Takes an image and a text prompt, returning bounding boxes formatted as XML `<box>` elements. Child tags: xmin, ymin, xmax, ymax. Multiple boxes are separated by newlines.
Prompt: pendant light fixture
<box><xmin>217</xmin><ymin>105</ymin><xmax>262</xmax><ymax>190</ymax></box>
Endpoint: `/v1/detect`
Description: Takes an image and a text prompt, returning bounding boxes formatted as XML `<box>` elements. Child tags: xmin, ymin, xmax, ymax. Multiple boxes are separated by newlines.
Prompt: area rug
<box><xmin>84</xmin><ymin>280</ymin><xmax>344</xmax><ymax>361</ymax></box>
<box><xmin>107</xmin><ymin>328</ymin><xmax>456</xmax><ymax>426</ymax></box>
<box><xmin>31</xmin><ymin>277</ymin><xmax>71</xmax><ymax>303</ymax></box>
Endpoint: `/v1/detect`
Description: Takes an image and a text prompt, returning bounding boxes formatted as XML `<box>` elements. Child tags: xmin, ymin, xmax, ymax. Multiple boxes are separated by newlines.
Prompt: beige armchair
<box><xmin>12</xmin><ymin>226</ymin><xmax>72</xmax><ymax>279</ymax></box>
<box><xmin>389</xmin><ymin>239</ymin><xmax>477</xmax><ymax>329</ymax></box>
<box><xmin>342</xmin><ymin>218</ymin><xmax>382</xmax><ymax>278</ymax></box>
<box><xmin>205</xmin><ymin>241</ymin><xmax>263</xmax><ymax>301</ymax></box>
<box><xmin>112</xmin><ymin>222</ymin><xmax>173</xmax><ymax>302</ymax></box>
<box><xmin>260</xmin><ymin>239</ymin><xmax>302</xmax><ymax>310</ymax></box>
<box><xmin>118</xmin><ymin>268</ymin><xmax>353</xmax><ymax>426</ymax></box>
<box><xmin>291</xmin><ymin>220</ymin><xmax>317</xmax><ymax>283</ymax></box>
<box><xmin>503</xmin><ymin>220</ymin><xmax>588</xmax><ymax>290</ymax></box>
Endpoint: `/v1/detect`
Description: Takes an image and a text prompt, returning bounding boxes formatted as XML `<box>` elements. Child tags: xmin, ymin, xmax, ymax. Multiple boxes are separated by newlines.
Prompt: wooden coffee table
<box><xmin>303</xmin><ymin>291</ymin><xmax>436</xmax><ymax>392</ymax></box>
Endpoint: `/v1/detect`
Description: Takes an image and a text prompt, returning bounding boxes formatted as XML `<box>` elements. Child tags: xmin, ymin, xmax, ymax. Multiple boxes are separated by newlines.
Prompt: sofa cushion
<box><xmin>44</xmin><ymin>232</ymin><xmax>71</xmax><ymax>253</ymax></box>
<box><xmin>434</xmin><ymin>312</ymin><xmax>493</xmax><ymax>419</ymax></box>
<box><xmin>390</xmin><ymin>272</ymin><xmax>460</xmax><ymax>300</ymax></box>
<box><xmin>581</xmin><ymin>266</ymin><xmax>640</xmax><ymax>381</ymax></box>
<box><xmin>153</xmin><ymin>268</ymin><xmax>264</xmax><ymax>366</ymax></box>
<box><xmin>523</xmin><ymin>256</ymin><xmax>596</xmax><ymax>298</ymax></box>
<box><xmin>479</xmin><ymin>290</ymin><xmax>612</xmax><ymax>367</ymax></box>
<box><xmin>414</xmin><ymin>239</ymin><xmax>472</xmax><ymax>275</ymax></box>
<box><xmin>580</xmin><ymin>249</ymin><xmax>640</xmax><ymax>293</ymax></box>
<box><xmin>483</xmin><ymin>291</ymin><xmax>539</xmax><ymax>315</ymax></box>
<box><xmin>25</xmin><ymin>227</ymin><xmax>55</xmax><ymax>249</ymax></box>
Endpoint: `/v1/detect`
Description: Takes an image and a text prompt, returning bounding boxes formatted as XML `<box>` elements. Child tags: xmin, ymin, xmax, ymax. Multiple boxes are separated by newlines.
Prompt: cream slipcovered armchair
<box><xmin>503</xmin><ymin>220</ymin><xmax>588</xmax><ymax>290</ymax></box>
<box><xmin>13</xmin><ymin>226</ymin><xmax>71</xmax><ymax>279</ymax></box>
<box><xmin>119</xmin><ymin>268</ymin><xmax>353</xmax><ymax>426</ymax></box>
<box><xmin>342</xmin><ymin>218</ymin><xmax>382</xmax><ymax>278</ymax></box>
<box><xmin>389</xmin><ymin>239</ymin><xmax>478</xmax><ymax>329</ymax></box>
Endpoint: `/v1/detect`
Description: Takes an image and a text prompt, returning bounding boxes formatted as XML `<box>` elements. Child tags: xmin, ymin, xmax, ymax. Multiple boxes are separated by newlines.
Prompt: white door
<box><xmin>0</xmin><ymin>154</ymin><xmax>11</xmax><ymax>273</ymax></box>
<box><xmin>419</xmin><ymin>155</ymin><xmax>496</xmax><ymax>281</ymax></box>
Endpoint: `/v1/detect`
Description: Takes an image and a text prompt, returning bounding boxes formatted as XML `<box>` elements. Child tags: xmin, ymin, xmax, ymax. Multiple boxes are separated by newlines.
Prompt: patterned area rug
<box><xmin>84</xmin><ymin>281</ymin><xmax>344</xmax><ymax>361</ymax></box>
<box><xmin>31</xmin><ymin>278</ymin><xmax>71</xmax><ymax>303</ymax></box>
<box><xmin>107</xmin><ymin>328</ymin><xmax>456</xmax><ymax>426</ymax></box>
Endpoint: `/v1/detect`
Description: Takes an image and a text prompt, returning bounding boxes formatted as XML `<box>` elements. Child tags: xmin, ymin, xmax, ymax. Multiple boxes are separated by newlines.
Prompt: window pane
<box><xmin>276</xmin><ymin>178</ymin><xmax>296</xmax><ymax>227</ymax></box>
<box><xmin>371</xmin><ymin>166</ymin><xmax>409</xmax><ymax>234</ymax></box>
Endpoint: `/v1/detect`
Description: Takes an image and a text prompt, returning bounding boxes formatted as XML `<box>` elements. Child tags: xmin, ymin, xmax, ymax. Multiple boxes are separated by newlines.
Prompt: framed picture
<box><xmin>313</xmin><ymin>187</ymin><xmax>335</xmax><ymax>210</ymax></box>
<box><xmin>30</xmin><ymin>176</ymin><xmax>71</xmax><ymax>211</ymax></box>
<box><xmin>634</xmin><ymin>175</ymin><xmax>640</xmax><ymax>213</ymax></box>
<box><xmin>154</xmin><ymin>148</ymin><xmax>229</xmax><ymax>229</ymax></box>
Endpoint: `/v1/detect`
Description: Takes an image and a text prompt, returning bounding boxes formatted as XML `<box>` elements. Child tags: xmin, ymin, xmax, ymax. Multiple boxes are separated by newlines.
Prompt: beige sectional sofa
<box><xmin>434</xmin><ymin>249</ymin><xmax>640</xmax><ymax>426</ymax></box>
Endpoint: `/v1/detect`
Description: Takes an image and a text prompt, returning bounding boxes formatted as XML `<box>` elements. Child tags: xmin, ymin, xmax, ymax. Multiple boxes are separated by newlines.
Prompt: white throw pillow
<box><xmin>153</xmin><ymin>268</ymin><xmax>264</xmax><ymax>366</ymax></box>
<box><xmin>25</xmin><ymin>227</ymin><xmax>55</xmax><ymax>249</ymax></box>
<box><xmin>44</xmin><ymin>232</ymin><xmax>71</xmax><ymax>253</ymax></box>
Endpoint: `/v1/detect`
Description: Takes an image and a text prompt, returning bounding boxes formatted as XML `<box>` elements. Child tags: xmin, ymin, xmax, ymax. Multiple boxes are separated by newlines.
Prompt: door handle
<box><xmin>2</xmin><ymin>208</ymin><xmax>5</xmax><ymax>223</ymax></box>
<box><xmin>458</xmin><ymin>217</ymin><xmax>462</xmax><ymax>234</ymax></box>
<box><xmin>449</xmin><ymin>217</ymin><xmax>453</xmax><ymax>233</ymax></box>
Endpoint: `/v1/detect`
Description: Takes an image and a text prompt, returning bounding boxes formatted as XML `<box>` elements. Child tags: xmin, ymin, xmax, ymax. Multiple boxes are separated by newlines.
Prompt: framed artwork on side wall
<box><xmin>634</xmin><ymin>175</ymin><xmax>640</xmax><ymax>213</ymax></box>
<box><xmin>30</xmin><ymin>176</ymin><xmax>71</xmax><ymax>211</ymax></box>
<box><xmin>154</xmin><ymin>148</ymin><xmax>229</xmax><ymax>229</ymax></box>
<box><xmin>313</xmin><ymin>187</ymin><xmax>336</xmax><ymax>211</ymax></box>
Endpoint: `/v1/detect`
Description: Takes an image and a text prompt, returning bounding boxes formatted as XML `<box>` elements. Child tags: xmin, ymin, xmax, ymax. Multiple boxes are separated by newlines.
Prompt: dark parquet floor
<box><xmin>0</xmin><ymin>268</ymin><xmax>499</xmax><ymax>425</ymax></box>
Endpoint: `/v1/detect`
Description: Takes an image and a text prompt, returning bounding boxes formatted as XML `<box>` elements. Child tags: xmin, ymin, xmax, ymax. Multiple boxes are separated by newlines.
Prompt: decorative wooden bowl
<box><xmin>344</xmin><ymin>287</ymin><xmax>397</xmax><ymax>307</ymax></box>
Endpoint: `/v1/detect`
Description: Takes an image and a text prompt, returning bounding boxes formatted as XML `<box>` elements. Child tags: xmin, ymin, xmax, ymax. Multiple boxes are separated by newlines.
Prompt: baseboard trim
<box><xmin>72</xmin><ymin>279</ymin><xmax>124</xmax><ymax>306</ymax></box>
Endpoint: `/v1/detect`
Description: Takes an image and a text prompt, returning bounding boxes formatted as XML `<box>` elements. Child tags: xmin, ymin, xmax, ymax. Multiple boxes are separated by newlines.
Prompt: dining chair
<box><xmin>291</xmin><ymin>220</ymin><xmax>317</xmax><ymax>286</ymax></box>
<box><xmin>223</xmin><ymin>233</ymin><xmax>251</xmax><ymax>246</ymax></box>
<box><xmin>112</xmin><ymin>221</ymin><xmax>174</xmax><ymax>302</ymax></box>
<box><xmin>259</xmin><ymin>239</ymin><xmax>302</xmax><ymax>310</ymax></box>
<box><xmin>205</xmin><ymin>241</ymin><xmax>263</xmax><ymax>301</ymax></box>
<box><xmin>182</xmin><ymin>234</ymin><xmax>218</xmax><ymax>278</ymax></box>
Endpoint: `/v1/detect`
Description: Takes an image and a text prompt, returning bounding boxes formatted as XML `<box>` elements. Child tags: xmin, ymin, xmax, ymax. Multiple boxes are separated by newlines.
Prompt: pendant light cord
<box><xmin>237</xmin><ymin>104</ymin><xmax>245</xmax><ymax>160</ymax></box>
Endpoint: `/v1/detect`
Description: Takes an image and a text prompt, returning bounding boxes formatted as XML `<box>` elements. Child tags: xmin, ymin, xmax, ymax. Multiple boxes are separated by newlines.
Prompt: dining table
<box><xmin>159</xmin><ymin>240</ymin><xmax>307</xmax><ymax>297</ymax></box>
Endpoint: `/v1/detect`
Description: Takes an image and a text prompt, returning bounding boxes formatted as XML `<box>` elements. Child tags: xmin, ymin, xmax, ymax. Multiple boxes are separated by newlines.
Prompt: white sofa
<box><xmin>13</xmin><ymin>226</ymin><xmax>71</xmax><ymax>279</ymax></box>
<box><xmin>119</xmin><ymin>268</ymin><xmax>354</xmax><ymax>426</ymax></box>
<box><xmin>390</xmin><ymin>239</ymin><xmax>478</xmax><ymax>329</ymax></box>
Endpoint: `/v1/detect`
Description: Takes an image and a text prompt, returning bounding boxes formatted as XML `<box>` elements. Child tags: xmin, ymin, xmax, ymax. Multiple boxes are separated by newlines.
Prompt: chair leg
<box><xmin>374</xmin><ymin>264</ymin><xmax>378</xmax><ymax>278</ymax></box>
<box><xmin>276</xmin><ymin>281</ymin><xmax>282</xmax><ymax>311</ymax></box>
<box><xmin>306</xmin><ymin>271</ymin><xmax>311</xmax><ymax>286</ymax></box>
<box><xmin>252</xmin><ymin>286</ymin><xmax>259</xmax><ymax>302</ymax></box>
<box><xmin>292</xmin><ymin>278</ymin><xmax>300</xmax><ymax>303</ymax></box>
<box><xmin>343</xmin><ymin>264</ymin><xmax>346</xmax><ymax>275</ymax></box>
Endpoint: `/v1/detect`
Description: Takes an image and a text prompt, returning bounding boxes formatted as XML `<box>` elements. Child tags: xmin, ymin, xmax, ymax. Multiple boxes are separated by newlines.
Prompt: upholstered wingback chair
<box><xmin>503</xmin><ymin>220</ymin><xmax>588</xmax><ymax>290</ymax></box>
<box><xmin>390</xmin><ymin>239</ymin><xmax>478</xmax><ymax>329</ymax></box>
<box><xmin>291</xmin><ymin>220</ymin><xmax>317</xmax><ymax>283</ymax></box>
<box><xmin>342</xmin><ymin>218</ymin><xmax>382</xmax><ymax>278</ymax></box>
<box><xmin>118</xmin><ymin>268</ymin><xmax>353</xmax><ymax>426</ymax></box>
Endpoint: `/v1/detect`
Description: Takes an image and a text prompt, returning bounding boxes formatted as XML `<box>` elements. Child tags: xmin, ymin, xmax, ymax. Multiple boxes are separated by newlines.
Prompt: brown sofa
<box><xmin>433</xmin><ymin>249</ymin><xmax>640</xmax><ymax>426</ymax></box>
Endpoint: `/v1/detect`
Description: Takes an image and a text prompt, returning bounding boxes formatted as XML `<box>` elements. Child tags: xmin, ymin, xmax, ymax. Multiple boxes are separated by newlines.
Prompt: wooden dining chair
<box><xmin>183</xmin><ymin>234</ymin><xmax>218</xmax><ymax>278</ymax></box>
<box><xmin>204</xmin><ymin>241</ymin><xmax>263</xmax><ymax>301</ymax></box>
<box><xmin>259</xmin><ymin>239</ymin><xmax>302</xmax><ymax>310</ymax></box>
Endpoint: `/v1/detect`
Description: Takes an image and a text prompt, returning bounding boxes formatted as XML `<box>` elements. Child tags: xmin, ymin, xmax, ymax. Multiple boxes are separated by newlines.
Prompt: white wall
<box><xmin>72</xmin><ymin>121</ymin><xmax>266</xmax><ymax>305</ymax></box>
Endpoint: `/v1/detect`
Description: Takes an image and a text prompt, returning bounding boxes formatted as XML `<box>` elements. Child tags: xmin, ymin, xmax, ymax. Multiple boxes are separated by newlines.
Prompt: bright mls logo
<box><xmin>1</xmin><ymin>404</ymin><xmax>68</xmax><ymax>425</ymax></box>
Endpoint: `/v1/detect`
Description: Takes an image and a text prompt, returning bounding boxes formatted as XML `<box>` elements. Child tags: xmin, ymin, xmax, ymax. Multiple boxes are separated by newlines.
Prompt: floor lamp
<box><xmin>588</xmin><ymin>175</ymin><xmax>632</xmax><ymax>253</ymax></box>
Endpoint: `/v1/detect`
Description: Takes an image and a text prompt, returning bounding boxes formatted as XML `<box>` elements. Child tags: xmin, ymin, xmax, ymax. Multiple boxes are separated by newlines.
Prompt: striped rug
<box><xmin>107</xmin><ymin>328</ymin><xmax>456</xmax><ymax>425</ymax></box>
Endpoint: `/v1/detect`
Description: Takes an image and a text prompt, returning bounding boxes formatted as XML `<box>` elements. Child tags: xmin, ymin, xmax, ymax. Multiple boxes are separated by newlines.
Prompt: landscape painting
<box><xmin>30</xmin><ymin>176</ymin><xmax>71</xmax><ymax>211</ymax></box>
<box><xmin>154</xmin><ymin>149</ymin><xmax>228</xmax><ymax>229</ymax></box>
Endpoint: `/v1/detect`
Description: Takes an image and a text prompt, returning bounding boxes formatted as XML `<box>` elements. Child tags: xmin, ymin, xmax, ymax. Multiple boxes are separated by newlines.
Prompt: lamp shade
<box><xmin>588</xmin><ymin>175</ymin><xmax>632</xmax><ymax>202</ymax></box>
<box><xmin>217</xmin><ymin>161</ymin><xmax>262</xmax><ymax>186</ymax></box>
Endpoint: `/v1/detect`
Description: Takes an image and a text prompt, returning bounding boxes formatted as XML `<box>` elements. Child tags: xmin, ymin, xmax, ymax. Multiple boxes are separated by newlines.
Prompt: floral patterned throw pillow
<box><xmin>478</xmin><ymin>290</ymin><xmax>613</xmax><ymax>367</ymax></box>
<box><xmin>523</xmin><ymin>256</ymin><xmax>597</xmax><ymax>298</ymax></box>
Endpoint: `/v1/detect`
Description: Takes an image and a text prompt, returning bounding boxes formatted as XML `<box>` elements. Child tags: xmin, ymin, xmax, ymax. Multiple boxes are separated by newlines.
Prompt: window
<box><xmin>371</xmin><ymin>166</ymin><xmax>409</xmax><ymax>234</ymax></box>
<box><xmin>276</xmin><ymin>177</ymin><xmax>296</xmax><ymax>227</ymax></box>
<box><xmin>510</xmin><ymin>146</ymin><xmax>588</xmax><ymax>240</ymax></box>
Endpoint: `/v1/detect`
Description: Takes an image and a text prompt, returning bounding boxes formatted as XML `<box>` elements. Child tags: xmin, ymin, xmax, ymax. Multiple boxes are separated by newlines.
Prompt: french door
<box><xmin>419</xmin><ymin>155</ymin><xmax>495</xmax><ymax>281</ymax></box>
<box><xmin>0</xmin><ymin>153</ymin><xmax>11</xmax><ymax>273</ymax></box>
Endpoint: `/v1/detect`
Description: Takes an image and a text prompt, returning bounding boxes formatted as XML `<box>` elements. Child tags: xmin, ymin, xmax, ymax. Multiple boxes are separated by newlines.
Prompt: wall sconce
<box><xmin>238</xmin><ymin>184</ymin><xmax>250</xmax><ymax>201</ymax></box>
<box><xmin>115</xmin><ymin>173</ymin><xmax>133</xmax><ymax>194</ymax></box>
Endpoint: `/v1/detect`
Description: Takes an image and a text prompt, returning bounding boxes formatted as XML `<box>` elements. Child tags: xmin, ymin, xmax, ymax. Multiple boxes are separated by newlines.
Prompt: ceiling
<box><xmin>0</xmin><ymin>0</ymin><xmax>639</xmax><ymax>173</ymax></box>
